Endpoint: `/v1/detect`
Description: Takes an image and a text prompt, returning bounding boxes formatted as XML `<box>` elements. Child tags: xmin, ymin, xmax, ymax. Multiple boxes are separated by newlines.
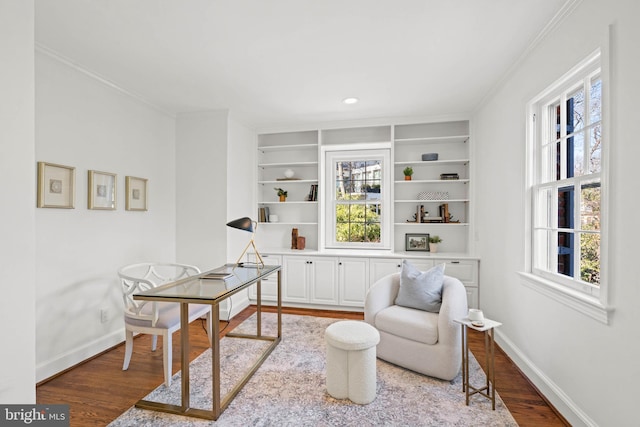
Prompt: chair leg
<box><xmin>151</xmin><ymin>335</ymin><xmax>158</xmax><ymax>351</ymax></box>
<box><xmin>123</xmin><ymin>329</ymin><xmax>134</xmax><ymax>370</ymax></box>
<box><xmin>163</xmin><ymin>331</ymin><xmax>172</xmax><ymax>387</ymax></box>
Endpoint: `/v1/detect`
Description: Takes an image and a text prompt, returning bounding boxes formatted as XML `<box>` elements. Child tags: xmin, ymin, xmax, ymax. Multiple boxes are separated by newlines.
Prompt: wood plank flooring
<box><xmin>36</xmin><ymin>306</ymin><xmax>568</xmax><ymax>426</ymax></box>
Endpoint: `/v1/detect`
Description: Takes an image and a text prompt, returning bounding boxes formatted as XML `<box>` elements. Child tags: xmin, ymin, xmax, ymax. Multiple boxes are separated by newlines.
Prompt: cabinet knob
<box><xmin>338</xmin><ymin>262</ymin><xmax>342</xmax><ymax>265</ymax></box>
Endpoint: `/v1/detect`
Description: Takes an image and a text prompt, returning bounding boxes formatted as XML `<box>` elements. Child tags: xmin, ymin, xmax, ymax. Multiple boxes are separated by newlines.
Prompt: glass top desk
<box><xmin>133</xmin><ymin>263</ymin><xmax>282</xmax><ymax>420</ymax></box>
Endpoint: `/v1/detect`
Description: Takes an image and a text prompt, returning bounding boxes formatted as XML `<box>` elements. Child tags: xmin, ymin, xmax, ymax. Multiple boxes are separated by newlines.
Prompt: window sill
<box><xmin>518</xmin><ymin>272</ymin><xmax>611</xmax><ymax>324</ymax></box>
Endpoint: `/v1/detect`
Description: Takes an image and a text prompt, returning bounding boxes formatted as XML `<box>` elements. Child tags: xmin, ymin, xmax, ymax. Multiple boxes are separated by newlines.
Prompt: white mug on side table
<box><xmin>468</xmin><ymin>309</ymin><xmax>484</xmax><ymax>326</ymax></box>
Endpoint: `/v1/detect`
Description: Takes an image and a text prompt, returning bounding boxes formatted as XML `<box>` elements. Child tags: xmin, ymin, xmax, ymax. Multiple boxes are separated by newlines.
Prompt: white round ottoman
<box><xmin>325</xmin><ymin>320</ymin><xmax>380</xmax><ymax>404</ymax></box>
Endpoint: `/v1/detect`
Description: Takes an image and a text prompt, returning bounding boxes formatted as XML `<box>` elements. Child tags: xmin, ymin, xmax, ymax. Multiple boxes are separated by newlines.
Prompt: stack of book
<box><xmin>440</xmin><ymin>173</ymin><xmax>459</xmax><ymax>180</ymax></box>
<box><xmin>307</xmin><ymin>184</ymin><xmax>318</xmax><ymax>201</ymax></box>
<box><xmin>258</xmin><ymin>206</ymin><xmax>271</xmax><ymax>222</ymax></box>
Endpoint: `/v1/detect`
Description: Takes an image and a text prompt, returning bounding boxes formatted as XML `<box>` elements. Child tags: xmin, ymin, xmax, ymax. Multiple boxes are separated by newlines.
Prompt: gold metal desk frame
<box><xmin>133</xmin><ymin>264</ymin><xmax>282</xmax><ymax>420</ymax></box>
<box><xmin>454</xmin><ymin>317</ymin><xmax>502</xmax><ymax>410</ymax></box>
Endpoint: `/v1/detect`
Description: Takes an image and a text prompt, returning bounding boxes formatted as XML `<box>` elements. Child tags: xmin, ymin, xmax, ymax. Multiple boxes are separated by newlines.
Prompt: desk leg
<box><xmin>180</xmin><ymin>303</ymin><xmax>190</xmax><ymax>410</ymax></box>
<box><xmin>256</xmin><ymin>279</ymin><xmax>262</xmax><ymax>337</ymax></box>
<box><xmin>212</xmin><ymin>303</ymin><xmax>221</xmax><ymax>418</ymax></box>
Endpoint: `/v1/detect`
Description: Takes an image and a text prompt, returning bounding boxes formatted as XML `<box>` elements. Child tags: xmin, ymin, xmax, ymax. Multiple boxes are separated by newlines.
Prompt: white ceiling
<box><xmin>35</xmin><ymin>0</ymin><xmax>569</xmax><ymax>129</ymax></box>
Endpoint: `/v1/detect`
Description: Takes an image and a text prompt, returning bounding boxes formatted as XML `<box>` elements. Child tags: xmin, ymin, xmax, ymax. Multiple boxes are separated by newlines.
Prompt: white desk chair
<box><xmin>118</xmin><ymin>262</ymin><xmax>212</xmax><ymax>387</ymax></box>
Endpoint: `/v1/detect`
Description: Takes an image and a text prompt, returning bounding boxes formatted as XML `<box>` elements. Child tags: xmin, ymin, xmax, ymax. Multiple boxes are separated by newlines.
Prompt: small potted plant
<box><xmin>403</xmin><ymin>166</ymin><xmax>414</xmax><ymax>181</ymax></box>
<box><xmin>274</xmin><ymin>187</ymin><xmax>288</xmax><ymax>202</ymax></box>
<box><xmin>429</xmin><ymin>235</ymin><xmax>442</xmax><ymax>253</ymax></box>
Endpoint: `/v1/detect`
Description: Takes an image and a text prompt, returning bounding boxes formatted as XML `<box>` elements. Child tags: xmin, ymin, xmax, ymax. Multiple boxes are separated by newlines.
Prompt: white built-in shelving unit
<box><xmin>393</xmin><ymin>120</ymin><xmax>471</xmax><ymax>254</ymax></box>
<box><xmin>253</xmin><ymin>120</ymin><xmax>478</xmax><ymax>309</ymax></box>
<box><xmin>257</xmin><ymin>130</ymin><xmax>320</xmax><ymax>249</ymax></box>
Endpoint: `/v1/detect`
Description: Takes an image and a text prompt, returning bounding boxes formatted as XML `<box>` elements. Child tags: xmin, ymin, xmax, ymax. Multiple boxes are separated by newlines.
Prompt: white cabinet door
<box><xmin>369</xmin><ymin>258</ymin><xmax>402</xmax><ymax>286</ymax></box>
<box><xmin>439</xmin><ymin>259</ymin><xmax>479</xmax><ymax>309</ymax></box>
<box><xmin>248</xmin><ymin>254</ymin><xmax>281</xmax><ymax>301</ymax></box>
<box><xmin>404</xmin><ymin>258</ymin><xmax>435</xmax><ymax>272</ymax></box>
<box><xmin>309</xmin><ymin>257</ymin><xmax>339</xmax><ymax>305</ymax></box>
<box><xmin>465</xmin><ymin>287</ymin><xmax>478</xmax><ymax>309</ymax></box>
<box><xmin>283</xmin><ymin>256</ymin><xmax>309</xmax><ymax>303</ymax></box>
<box><xmin>339</xmin><ymin>257</ymin><xmax>369</xmax><ymax>306</ymax></box>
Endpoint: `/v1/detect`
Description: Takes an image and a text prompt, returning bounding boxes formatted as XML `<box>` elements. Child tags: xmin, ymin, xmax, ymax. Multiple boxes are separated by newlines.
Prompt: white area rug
<box><xmin>109</xmin><ymin>313</ymin><xmax>517</xmax><ymax>426</ymax></box>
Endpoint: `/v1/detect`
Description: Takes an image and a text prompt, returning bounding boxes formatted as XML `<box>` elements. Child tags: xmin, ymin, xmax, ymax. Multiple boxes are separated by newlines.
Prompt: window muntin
<box><xmin>531</xmin><ymin>59</ymin><xmax>603</xmax><ymax>294</ymax></box>
<box><xmin>324</xmin><ymin>148</ymin><xmax>390</xmax><ymax>249</ymax></box>
<box><xmin>335</xmin><ymin>160</ymin><xmax>382</xmax><ymax>243</ymax></box>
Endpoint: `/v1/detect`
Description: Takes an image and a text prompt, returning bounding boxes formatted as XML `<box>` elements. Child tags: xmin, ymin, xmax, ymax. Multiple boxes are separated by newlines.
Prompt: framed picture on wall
<box><xmin>88</xmin><ymin>170</ymin><xmax>117</xmax><ymax>210</ymax></box>
<box><xmin>405</xmin><ymin>233</ymin><xmax>429</xmax><ymax>252</ymax></box>
<box><xmin>125</xmin><ymin>176</ymin><xmax>148</xmax><ymax>211</ymax></box>
<box><xmin>37</xmin><ymin>161</ymin><xmax>76</xmax><ymax>209</ymax></box>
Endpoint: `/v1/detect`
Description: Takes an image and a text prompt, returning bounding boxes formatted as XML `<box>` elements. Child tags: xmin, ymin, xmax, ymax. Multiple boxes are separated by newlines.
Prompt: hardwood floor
<box><xmin>36</xmin><ymin>306</ymin><xmax>568</xmax><ymax>426</ymax></box>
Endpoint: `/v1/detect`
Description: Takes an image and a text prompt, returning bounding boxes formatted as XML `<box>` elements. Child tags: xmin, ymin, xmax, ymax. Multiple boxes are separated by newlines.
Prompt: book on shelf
<box><xmin>422</xmin><ymin>216</ymin><xmax>444</xmax><ymax>223</ymax></box>
<box><xmin>307</xmin><ymin>184</ymin><xmax>318</xmax><ymax>201</ymax></box>
<box><xmin>439</xmin><ymin>203</ymin><xmax>450</xmax><ymax>223</ymax></box>
<box><xmin>440</xmin><ymin>173</ymin><xmax>460</xmax><ymax>180</ymax></box>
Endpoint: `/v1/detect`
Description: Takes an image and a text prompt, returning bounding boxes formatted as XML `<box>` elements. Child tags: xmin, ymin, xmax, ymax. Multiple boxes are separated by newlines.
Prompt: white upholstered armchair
<box><xmin>364</xmin><ymin>272</ymin><xmax>468</xmax><ymax>381</ymax></box>
<box><xmin>118</xmin><ymin>262</ymin><xmax>213</xmax><ymax>387</ymax></box>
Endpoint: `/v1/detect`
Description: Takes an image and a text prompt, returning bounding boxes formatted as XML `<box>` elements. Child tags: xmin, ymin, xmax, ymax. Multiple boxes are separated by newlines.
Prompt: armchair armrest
<box><xmin>437</xmin><ymin>276</ymin><xmax>469</xmax><ymax>346</ymax></box>
<box><xmin>364</xmin><ymin>273</ymin><xmax>400</xmax><ymax>325</ymax></box>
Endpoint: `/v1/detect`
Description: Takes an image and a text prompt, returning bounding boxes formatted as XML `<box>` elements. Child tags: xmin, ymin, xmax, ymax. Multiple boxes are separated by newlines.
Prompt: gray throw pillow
<box><xmin>395</xmin><ymin>260</ymin><xmax>445</xmax><ymax>312</ymax></box>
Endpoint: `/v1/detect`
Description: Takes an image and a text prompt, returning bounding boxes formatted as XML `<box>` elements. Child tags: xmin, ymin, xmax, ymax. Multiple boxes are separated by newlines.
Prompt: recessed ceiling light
<box><xmin>342</xmin><ymin>97</ymin><xmax>359</xmax><ymax>105</ymax></box>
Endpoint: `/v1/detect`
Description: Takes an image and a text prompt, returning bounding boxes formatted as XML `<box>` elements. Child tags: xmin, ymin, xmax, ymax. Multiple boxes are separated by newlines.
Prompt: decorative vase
<box><xmin>429</xmin><ymin>243</ymin><xmax>438</xmax><ymax>253</ymax></box>
<box><xmin>279</xmin><ymin>195</ymin><xmax>286</xmax><ymax>202</ymax></box>
<box><xmin>404</xmin><ymin>175</ymin><xmax>412</xmax><ymax>181</ymax></box>
<box><xmin>284</xmin><ymin>169</ymin><xmax>295</xmax><ymax>179</ymax></box>
<box><xmin>297</xmin><ymin>236</ymin><xmax>306</xmax><ymax>250</ymax></box>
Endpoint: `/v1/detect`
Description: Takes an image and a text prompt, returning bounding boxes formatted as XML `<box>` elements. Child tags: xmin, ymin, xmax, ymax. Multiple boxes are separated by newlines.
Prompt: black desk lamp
<box><xmin>226</xmin><ymin>217</ymin><xmax>264</xmax><ymax>268</ymax></box>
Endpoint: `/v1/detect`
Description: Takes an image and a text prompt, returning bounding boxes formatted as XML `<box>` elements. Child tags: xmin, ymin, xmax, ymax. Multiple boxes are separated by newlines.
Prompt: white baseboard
<box><xmin>36</xmin><ymin>329</ymin><xmax>124</xmax><ymax>383</ymax></box>
<box><xmin>220</xmin><ymin>292</ymin><xmax>250</xmax><ymax>320</ymax></box>
<box><xmin>495</xmin><ymin>330</ymin><xmax>597</xmax><ymax>427</ymax></box>
<box><xmin>37</xmin><ymin>294</ymin><xmax>251</xmax><ymax>383</ymax></box>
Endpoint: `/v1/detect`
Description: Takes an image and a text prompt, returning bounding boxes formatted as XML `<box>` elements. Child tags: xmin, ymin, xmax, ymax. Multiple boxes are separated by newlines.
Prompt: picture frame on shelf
<box><xmin>88</xmin><ymin>170</ymin><xmax>116</xmax><ymax>210</ymax></box>
<box><xmin>125</xmin><ymin>176</ymin><xmax>148</xmax><ymax>211</ymax></box>
<box><xmin>37</xmin><ymin>161</ymin><xmax>76</xmax><ymax>209</ymax></box>
<box><xmin>405</xmin><ymin>233</ymin><xmax>430</xmax><ymax>252</ymax></box>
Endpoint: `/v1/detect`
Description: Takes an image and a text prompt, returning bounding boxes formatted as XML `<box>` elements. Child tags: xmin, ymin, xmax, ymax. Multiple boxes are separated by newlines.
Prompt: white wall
<box><xmin>0</xmin><ymin>0</ymin><xmax>36</xmax><ymax>403</ymax></box>
<box><xmin>473</xmin><ymin>1</ymin><xmax>640</xmax><ymax>425</ymax></box>
<box><xmin>175</xmin><ymin>110</ymin><xmax>229</xmax><ymax>272</ymax></box>
<box><xmin>34</xmin><ymin>51</ymin><xmax>177</xmax><ymax>382</ymax></box>
<box><xmin>227</xmin><ymin>116</ymin><xmax>257</xmax><ymax>264</ymax></box>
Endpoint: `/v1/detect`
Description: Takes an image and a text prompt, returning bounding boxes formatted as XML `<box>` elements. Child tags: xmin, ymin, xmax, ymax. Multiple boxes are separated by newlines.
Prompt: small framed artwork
<box><xmin>405</xmin><ymin>233</ymin><xmax>430</xmax><ymax>252</ymax></box>
<box><xmin>37</xmin><ymin>162</ymin><xmax>76</xmax><ymax>209</ymax></box>
<box><xmin>125</xmin><ymin>176</ymin><xmax>148</xmax><ymax>211</ymax></box>
<box><xmin>88</xmin><ymin>170</ymin><xmax>117</xmax><ymax>210</ymax></box>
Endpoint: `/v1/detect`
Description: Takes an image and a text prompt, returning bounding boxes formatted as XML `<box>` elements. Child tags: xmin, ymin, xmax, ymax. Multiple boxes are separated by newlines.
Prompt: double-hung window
<box><xmin>525</xmin><ymin>50</ymin><xmax>608</xmax><ymax>322</ymax></box>
<box><xmin>323</xmin><ymin>147</ymin><xmax>391</xmax><ymax>249</ymax></box>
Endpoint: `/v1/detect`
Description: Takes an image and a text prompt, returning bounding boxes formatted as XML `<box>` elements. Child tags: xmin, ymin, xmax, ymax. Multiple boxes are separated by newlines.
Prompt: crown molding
<box><xmin>472</xmin><ymin>0</ymin><xmax>584</xmax><ymax>113</ymax></box>
<box><xmin>35</xmin><ymin>42</ymin><xmax>175</xmax><ymax>118</ymax></box>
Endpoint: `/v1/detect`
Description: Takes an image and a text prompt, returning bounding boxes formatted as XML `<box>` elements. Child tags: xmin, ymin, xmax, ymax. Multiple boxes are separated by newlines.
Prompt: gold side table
<box><xmin>454</xmin><ymin>317</ymin><xmax>502</xmax><ymax>409</ymax></box>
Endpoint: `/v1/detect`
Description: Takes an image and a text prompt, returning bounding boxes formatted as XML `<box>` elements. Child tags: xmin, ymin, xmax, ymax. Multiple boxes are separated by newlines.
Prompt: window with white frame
<box><xmin>527</xmin><ymin>50</ymin><xmax>605</xmax><ymax>304</ymax></box>
<box><xmin>324</xmin><ymin>148</ymin><xmax>391</xmax><ymax>249</ymax></box>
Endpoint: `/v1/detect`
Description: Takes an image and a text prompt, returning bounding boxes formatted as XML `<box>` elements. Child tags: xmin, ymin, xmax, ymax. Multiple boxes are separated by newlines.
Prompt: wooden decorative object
<box><xmin>291</xmin><ymin>228</ymin><xmax>298</xmax><ymax>249</ymax></box>
<box><xmin>297</xmin><ymin>236</ymin><xmax>306</xmax><ymax>250</ymax></box>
